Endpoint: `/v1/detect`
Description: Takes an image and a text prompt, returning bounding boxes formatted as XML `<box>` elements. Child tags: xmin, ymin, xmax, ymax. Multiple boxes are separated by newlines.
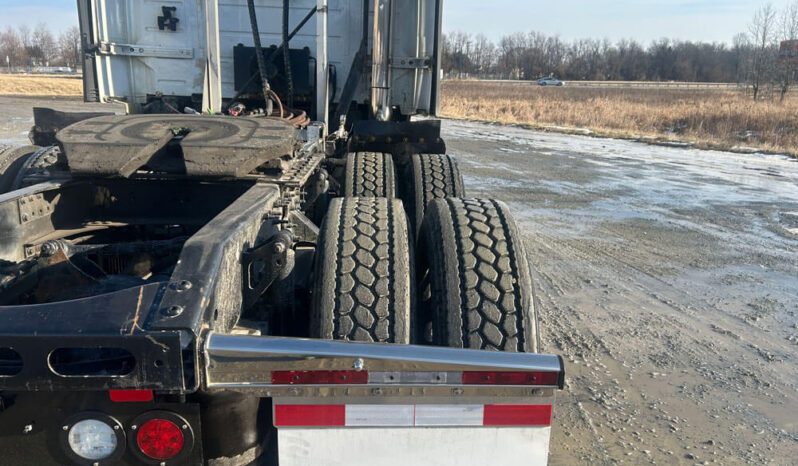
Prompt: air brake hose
<box><xmin>246</xmin><ymin>0</ymin><xmax>274</xmax><ymax>114</ymax></box>
<box><xmin>283</xmin><ymin>0</ymin><xmax>295</xmax><ymax>108</ymax></box>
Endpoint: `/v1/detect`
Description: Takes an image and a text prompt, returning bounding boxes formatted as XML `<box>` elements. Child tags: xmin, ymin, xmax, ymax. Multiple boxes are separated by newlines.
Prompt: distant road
<box><xmin>475</xmin><ymin>79</ymin><xmax>743</xmax><ymax>90</ymax></box>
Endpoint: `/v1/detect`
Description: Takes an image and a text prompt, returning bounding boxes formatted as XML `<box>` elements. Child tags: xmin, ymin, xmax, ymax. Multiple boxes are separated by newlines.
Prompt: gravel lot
<box><xmin>444</xmin><ymin>119</ymin><xmax>798</xmax><ymax>465</ymax></box>
<box><xmin>1</xmin><ymin>96</ymin><xmax>797</xmax><ymax>464</ymax></box>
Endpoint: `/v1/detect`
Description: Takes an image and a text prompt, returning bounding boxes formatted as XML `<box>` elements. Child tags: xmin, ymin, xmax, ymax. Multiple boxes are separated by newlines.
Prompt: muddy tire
<box><xmin>417</xmin><ymin>198</ymin><xmax>539</xmax><ymax>352</ymax></box>
<box><xmin>0</xmin><ymin>145</ymin><xmax>39</xmax><ymax>194</ymax></box>
<box><xmin>344</xmin><ymin>152</ymin><xmax>396</xmax><ymax>198</ymax></box>
<box><xmin>311</xmin><ymin>197</ymin><xmax>412</xmax><ymax>343</ymax></box>
<box><xmin>408</xmin><ymin>154</ymin><xmax>465</xmax><ymax>235</ymax></box>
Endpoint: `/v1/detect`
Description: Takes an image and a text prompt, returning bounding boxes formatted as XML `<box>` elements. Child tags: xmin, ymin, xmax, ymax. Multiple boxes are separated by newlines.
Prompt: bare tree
<box><xmin>441</xmin><ymin>19</ymin><xmax>773</xmax><ymax>84</ymax></box>
<box><xmin>776</xmin><ymin>1</ymin><xmax>798</xmax><ymax>100</ymax></box>
<box><xmin>471</xmin><ymin>34</ymin><xmax>494</xmax><ymax>76</ymax></box>
<box><xmin>16</xmin><ymin>24</ymin><xmax>32</xmax><ymax>67</ymax></box>
<box><xmin>32</xmin><ymin>22</ymin><xmax>57</xmax><ymax>66</ymax></box>
<box><xmin>17</xmin><ymin>25</ymin><xmax>31</xmax><ymax>48</ymax></box>
<box><xmin>498</xmin><ymin>33</ymin><xmax>525</xmax><ymax>79</ymax></box>
<box><xmin>0</xmin><ymin>27</ymin><xmax>25</xmax><ymax>69</ymax></box>
<box><xmin>748</xmin><ymin>3</ymin><xmax>777</xmax><ymax>101</ymax></box>
<box><xmin>445</xmin><ymin>31</ymin><xmax>473</xmax><ymax>78</ymax></box>
<box><xmin>58</xmin><ymin>26</ymin><xmax>81</xmax><ymax>68</ymax></box>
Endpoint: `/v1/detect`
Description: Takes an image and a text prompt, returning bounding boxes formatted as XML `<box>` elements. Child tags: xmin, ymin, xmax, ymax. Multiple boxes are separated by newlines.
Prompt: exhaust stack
<box><xmin>371</xmin><ymin>0</ymin><xmax>392</xmax><ymax>121</ymax></box>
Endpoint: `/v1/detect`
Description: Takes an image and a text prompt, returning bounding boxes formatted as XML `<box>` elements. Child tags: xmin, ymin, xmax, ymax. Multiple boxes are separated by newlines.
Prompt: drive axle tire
<box><xmin>0</xmin><ymin>145</ymin><xmax>39</xmax><ymax>194</ymax></box>
<box><xmin>408</xmin><ymin>154</ymin><xmax>465</xmax><ymax>235</ymax></box>
<box><xmin>344</xmin><ymin>152</ymin><xmax>396</xmax><ymax>198</ymax></box>
<box><xmin>311</xmin><ymin>197</ymin><xmax>412</xmax><ymax>343</ymax></box>
<box><xmin>418</xmin><ymin>198</ymin><xmax>539</xmax><ymax>352</ymax></box>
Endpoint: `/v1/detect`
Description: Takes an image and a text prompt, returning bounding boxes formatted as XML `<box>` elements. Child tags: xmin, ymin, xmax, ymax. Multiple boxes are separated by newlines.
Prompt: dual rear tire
<box><xmin>312</xmin><ymin>152</ymin><xmax>538</xmax><ymax>353</ymax></box>
<box><xmin>407</xmin><ymin>153</ymin><xmax>465</xmax><ymax>235</ymax></box>
<box><xmin>311</xmin><ymin>197</ymin><xmax>412</xmax><ymax>343</ymax></box>
<box><xmin>343</xmin><ymin>152</ymin><xmax>396</xmax><ymax>198</ymax></box>
<box><xmin>417</xmin><ymin>198</ymin><xmax>538</xmax><ymax>352</ymax></box>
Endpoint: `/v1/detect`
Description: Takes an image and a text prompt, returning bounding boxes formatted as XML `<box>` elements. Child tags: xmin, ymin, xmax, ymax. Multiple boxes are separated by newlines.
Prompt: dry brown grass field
<box><xmin>0</xmin><ymin>73</ymin><xmax>82</xmax><ymax>96</ymax></box>
<box><xmin>2</xmin><ymin>74</ymin><xmax>796</xmax><ymax>156</ymax></box>
<box><xmin>441</xmin><ymin>80</ymin><xmax>798</xmax><ymax>157</ymax></box>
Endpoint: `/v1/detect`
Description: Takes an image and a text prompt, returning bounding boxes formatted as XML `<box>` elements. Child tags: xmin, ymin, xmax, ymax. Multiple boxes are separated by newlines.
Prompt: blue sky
<box><xmin>0</xmin><ymin>0</ymin><xmax>791</xmax><ymax>44</ymax></box>
<box><xmin>0</xmin><ymin>0</ymin><xmax>80</xmax><ymax>33</ymax></box>
<box><xmin>443</xmin><ymin>0</ymin><xmax>791</xmax><ymax>43</ymax></box>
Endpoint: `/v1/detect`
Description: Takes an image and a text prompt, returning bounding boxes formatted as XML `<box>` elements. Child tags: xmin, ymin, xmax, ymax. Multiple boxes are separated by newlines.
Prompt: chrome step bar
<box><xmin>204</xmin><ymin>333</ymin><xmax>564</xmax><ymax>399</ymax></box>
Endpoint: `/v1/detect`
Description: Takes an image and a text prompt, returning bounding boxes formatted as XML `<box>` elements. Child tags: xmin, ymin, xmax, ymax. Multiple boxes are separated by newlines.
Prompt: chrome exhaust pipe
<box><xmin>371</xmin><ymin>0</ymin><xmax>392</xmax><ymax>121</ymax></box>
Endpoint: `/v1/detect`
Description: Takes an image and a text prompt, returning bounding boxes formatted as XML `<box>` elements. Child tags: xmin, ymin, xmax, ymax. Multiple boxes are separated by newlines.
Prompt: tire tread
<box><xmin>344</xmin><ymin>152</ymin><xmax>396</xmax><ymax>198</ymax></box>
<box><xmin>410</xmin><ymin>154</ymin><xmax>465</xmax><ymax>233</ymax></box>
<box><xmin>312</xmin><ymin>197</ymin><xmax>411</xmax><ymax>343</ymax></box>
<box><xmin>420</xmin><ymin>198</ymin><xmax>537</xmax><ymax>352</ymax></box>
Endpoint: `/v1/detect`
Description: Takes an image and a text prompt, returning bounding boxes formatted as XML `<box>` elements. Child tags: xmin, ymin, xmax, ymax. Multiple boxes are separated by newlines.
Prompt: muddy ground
<box><xmin>1</xmin><ymin>96</ymin><xmax>796</xmax><ymax>465</ymax></box>
<box><xmin>443</xmin><ymin>120</ymin><xmax>798</xmax><ymax>465</ymax></box>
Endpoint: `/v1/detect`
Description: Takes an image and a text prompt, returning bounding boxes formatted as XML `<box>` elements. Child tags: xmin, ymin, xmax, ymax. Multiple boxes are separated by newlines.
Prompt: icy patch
<box><xmin>731</xmin><ymin>146</ymin><xmax>763</xmax><ymax>154</ymax></box>
<box><xmin>442</xmin><ymin>119</ymin><xmax>798</xmax><ymax>204</ymax></box>
<box><xmin>543</xmin><ymin>125</ymin><xmax>594</xmax><ymax>135</ymax></box>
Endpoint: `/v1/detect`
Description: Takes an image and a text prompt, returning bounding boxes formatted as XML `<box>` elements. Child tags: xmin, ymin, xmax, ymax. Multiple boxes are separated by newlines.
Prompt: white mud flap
<box><xmin>278</xmin><ymin>426</ymin><xmax>552</xmax><ymax>466</ymax></box>
<box><xmin>274</xmin><ymin>402</ymin><xmax>554</xmax><ymax>465</ymax></box>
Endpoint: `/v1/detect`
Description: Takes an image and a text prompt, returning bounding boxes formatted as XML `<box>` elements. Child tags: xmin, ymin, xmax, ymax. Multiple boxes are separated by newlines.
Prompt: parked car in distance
<box><xmin>538</xmin><ymin>77</ymin><xmax>564</xmax><ymax>86</ymax></box>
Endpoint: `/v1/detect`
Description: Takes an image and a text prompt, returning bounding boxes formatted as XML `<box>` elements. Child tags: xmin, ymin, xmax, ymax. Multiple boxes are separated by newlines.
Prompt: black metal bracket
<box><xmin>158</xmin><ymin>6</ymin><xmax>179</xmax><ymax>32</ymax></box>
<box><xmin>348</xmin><ymin>120</ymin><xmax>447</xmax><ymax>154</ymax></box>
<box><xmin>241</xmin><ymin>231</ymin><xmax>293</xmax><ymax>309</ymax></box>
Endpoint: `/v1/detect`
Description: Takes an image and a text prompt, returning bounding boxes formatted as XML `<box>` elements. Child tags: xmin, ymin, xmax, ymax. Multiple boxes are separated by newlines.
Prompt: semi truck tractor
<box><xmin>0</xmin><ymin>1</ymin><xmax>564</xmax><ymax>464</ymax></box>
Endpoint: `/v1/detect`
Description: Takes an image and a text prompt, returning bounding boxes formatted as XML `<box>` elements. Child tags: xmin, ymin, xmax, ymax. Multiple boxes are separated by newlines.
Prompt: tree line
<box><xmin>0</xmin><ymin>23</ymin><xmax>81</xmax><ymax>70</ymax></box>
<box><xmin>442</xmin><ymin>3</ymin><xmax>798</xmax><ymax>100</ymax></box>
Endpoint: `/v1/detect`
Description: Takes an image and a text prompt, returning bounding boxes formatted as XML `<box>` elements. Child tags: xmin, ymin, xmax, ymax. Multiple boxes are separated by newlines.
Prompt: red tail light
<box><xmin>136</xmin><ymin>419</ymin><xmax>185</xmax><ymax>460</ymax></box>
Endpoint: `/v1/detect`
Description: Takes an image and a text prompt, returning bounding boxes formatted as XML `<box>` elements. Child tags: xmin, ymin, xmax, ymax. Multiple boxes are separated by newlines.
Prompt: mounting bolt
<box><xmin>452</xmin><ymin>388</ymin><xmax>464</xmax><ymax>396</ymax></box>
<box><xmin>532</xmin><ymin>388</ymin><xmax>544</xmax><ymax>396</ymax></box>
<box><xmin>163</xmin><ymin>305</ymin><xmax>184</xmax><ymax>317</ymax></box>
<box><xmin>176</xmin><ymin>280</ymin><xmax>192</xmax><ymax>291</ymax></box>
<box><xmin>131</xmin><ymin>425</ymin><xmax>138</xmax><ymax>430</ymax></box>
<box><xmin>41</xmin><ymin>241</ymin><xmax>58</xmax><ymax>256</ymax></box>
<box><xmin>62</xmin><ymin>425</ymin><xmax>69</xmax><ymax>431</ymax></box>
<box><xmin>353</xmin><ymin>358</ymin><xmax>365</xmax><ymax>371</ymax></box>
<box><xmin>273</xmin><ymin>242</ymin><xmax>286</xmax><ymax>254</ymax></box>
<box><xmin>23</xmin><ymin>424</ymin><xmax>33</xmax><ymax>434</ymax></box>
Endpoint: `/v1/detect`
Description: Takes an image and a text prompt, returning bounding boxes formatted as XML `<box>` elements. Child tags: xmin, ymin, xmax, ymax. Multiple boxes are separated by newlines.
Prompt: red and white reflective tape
<box><xmin>270</xmin><ymin>370</ymin><xmax>560</xmax><ymax>386</ymax></box>
<box><xmin>274</xmin><ymin>404</ymin><xmax>552</xmax><ymax>427</ymax></box>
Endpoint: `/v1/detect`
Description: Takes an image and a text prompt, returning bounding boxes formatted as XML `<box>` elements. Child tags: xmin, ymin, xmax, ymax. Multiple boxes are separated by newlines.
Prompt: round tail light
<box><xmin>136</xmin><ymin>419</ymin><xmax>185</xmax><ymax>460</ymax></box>
<box><xmin>67</xmin><ymin>419</ymin><xmax>119</xmax><ymax>460</ymax></box>
<box><xmin>60</xmin><ymin>413</ymin><xmax>126</xmax><ymax>464</ymax></box>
